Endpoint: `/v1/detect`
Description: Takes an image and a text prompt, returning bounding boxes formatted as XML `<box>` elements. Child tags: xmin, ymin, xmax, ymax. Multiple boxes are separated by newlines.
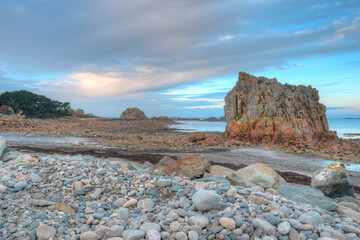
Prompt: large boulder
<box><xmin>224</xmin><ymin>72</ymin><xmax>332</xmax><ymax>143</ymax></box>
<box><xmin>153</xmin><ymin>156</ymin><xmax>178</xmax><ymax>175</ymax></box>
<box><xmin>120</xmin><ymin>107</ymin><xmax>148</xmax><ymax>120</ymax></box>
<box><xmin>226</xmin><ymin>163</ymin><xmax>286</xmax><ymax>189</ymax></box>
<box><xmin>176</xmin><ymin>153</ymin><xmax>210</xmax><ymax>179</ymax></box>
<box><xmin>311</xmin><ymin>162</ymin><xmax>355</xmax><ymax>198</ymax></box>
<box><xmin>276</xmin><ymin>184</ymin><xmax>339</xmax><ymax>211</ymax></box>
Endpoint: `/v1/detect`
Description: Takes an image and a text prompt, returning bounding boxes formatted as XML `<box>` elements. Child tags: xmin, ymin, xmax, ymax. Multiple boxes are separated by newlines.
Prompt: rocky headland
<box><xmin>224</xmin><ymin>72</ymin><xmax>360</xmax><ymax>162</ymax></box>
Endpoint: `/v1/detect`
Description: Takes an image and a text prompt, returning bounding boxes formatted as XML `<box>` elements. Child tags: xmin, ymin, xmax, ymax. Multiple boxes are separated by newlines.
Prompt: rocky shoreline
<box><xmin>1</xmin><ymin>150</ymin><xmax>360</xmax><ymax>240</ymax></box>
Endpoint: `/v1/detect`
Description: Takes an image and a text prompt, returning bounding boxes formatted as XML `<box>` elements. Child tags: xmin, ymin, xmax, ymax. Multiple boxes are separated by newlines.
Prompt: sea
<box><xmin>169</xmin><ymin>118</ymin><xmax>360</xmax><ymax>139</ymax></box>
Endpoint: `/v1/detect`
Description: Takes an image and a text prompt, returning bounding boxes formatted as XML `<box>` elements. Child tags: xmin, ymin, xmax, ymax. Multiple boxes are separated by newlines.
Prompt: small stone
<box><xmin>30</xmin><ymin>173</ymin><xmax>43</xmax><ymax>183</ymax></box>
<box><xmin>192</xmin><ymin>190</ymin><xmax>220</xmax><ymax>211</ymax></box>
<box><xmin>247</xmin><ymin>193</ymin><xmax>270</xmax><ymax>205</ymax></box>
<box><xmin>123</xmin><ymin>199</ymin><xmax>138</xmax><ymax>208</ymax></box>
<box><xmin>54</xmin><ymin>203</ymin><xmax>76</xmax><ymax>215</ymax></box>
<box><xmin>252</xmin><ymin>218</ymin><xmax>276</xmax><ymax>232</ymax></box>
<box><xmin>33</xmin><ymin>199</ymin><xmax>55</xmax><ymax>206</ymax></box>
<box><xmin>170</xmin><ymin>221</ymin><xmax>181</xmax><ymax>232</ymax></box>
<box><xmin>277</xmin><ymin>221</ymin><xmax>291</xmax><ymax>235</ymax></box>
<box><xmin>113</xmin><ymin>198</ymin><xmax>127</xmax><ymax>207</ymax></box>
<box><xmin>289</xmin><ymin>228</ymin><xmax>301</xmax><ymax>240</ymax></box>
<box><xmin>188</xmin><ymin>231</ymin><xmax>199</xmax><ymax>240</ymax></box>
<box><xmin>140</xmin><ymin>223</ymin><xmax>161</xmax><ymax>233</ymax></box>
<box><xmin>219</xmin><ymin>217</ymin><xmax>236</xmax><ymax>230</ymax></box>
<box><xmin>189</xmin><ymin>215</ymin><xmax>210</xmax><ymax>228</ymax></box>
<box><xmin>14</xmin><ymin>181</ymin><xmax>28</xmax><ymax>189</ymax></box>
<box><xmin>175</xmin><ymin>232</ymin><xmax>188</xmax><ymax>240</ymax></box>
<box><xmin>123</xmin><ymin>230</ymin><xmax>145</xmax><ymax>240</ymax></box>
<box><xmin>36</xmin><ymin>223</ymin><xmax>56</xmax><ymax>240</ymax></box>
<box><xmin>80</xmin><ymin>231</ymin><xmax>97</xmax><ymax>240</ymax></box>
<box><xmin>118</xmin><ymin>207</ymin><xmax>128</xmax><ymax>221</ymax></box>
<box><xmin>265</xmin><ymin>214</ymin><xmax>280</xmax><ymax>226</ymax></box>
<box><xmin>299</xmin><ymin>211</ymin><xmax>323</xmax><ymax>226</ymax></box>
<box><xmin>146</xmin><ymin>229</ymin><xmax>161</xmax><ymax>240</ymax></box>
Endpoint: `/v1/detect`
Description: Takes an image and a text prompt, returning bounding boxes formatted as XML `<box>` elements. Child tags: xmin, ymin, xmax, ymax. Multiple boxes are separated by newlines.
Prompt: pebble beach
<box><xmin>1</xmin><ymin>153</ymin><xmax>360</xmax><ymax>240</ymax></box>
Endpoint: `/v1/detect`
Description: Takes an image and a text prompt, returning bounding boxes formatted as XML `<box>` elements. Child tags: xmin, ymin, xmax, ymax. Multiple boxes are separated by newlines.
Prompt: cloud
<box><xmin>184</xmin><ymin>104</ymin><xmax>224</xmax><ymax>109</ymax></box>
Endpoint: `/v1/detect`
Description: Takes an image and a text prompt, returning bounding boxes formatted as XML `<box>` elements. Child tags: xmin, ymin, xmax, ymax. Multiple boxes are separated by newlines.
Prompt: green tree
<box><xmin>0</xmin><ymin>90</ymin><xmax>72</xmax><ymax>118</ymax></box>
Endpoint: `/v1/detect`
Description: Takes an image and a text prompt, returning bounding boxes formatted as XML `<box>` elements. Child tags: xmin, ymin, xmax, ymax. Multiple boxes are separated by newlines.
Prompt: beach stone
<box><xmin>192</xmin><ymin>190</ymin><xmax>220</xmax><ymax>211</ymax></box>
<box><xmin>54</xmin><ymin>203</ymin><xmax>76</xmax><ymax>215</ymax></box>
<box><xmin>311</xmin><ymin>162</ymin><xmax>355</xmax><ymax>198</ymax></box>
<box><xmin>170</xmin><ymin>221</ymin><xmax>181</xmax><ymax>232</ymax></box>
<box><xmin>209</xmin><ymin>165</ymin><xmax>234</xmax><ymax>176</ymax></box>
<box><xmin>189</xmin><ymin>215</ymin><xmax>210</xmax><ymax>228</ymax></box>
<box><xmin>289</xmin><ymin>228</ymin><xmax>301</xmax><ymax>240</ymax></box>
<box><xmin>340</xmin><ymin>223</ymin><xmax>360</xmax><ymax>234</ymax></box>
<box><xmin>140</xmin><ymin>223</ymin><xmax>161</xmax><ymax>233</ymax></box>
<box><xmin>252</xmin><ymin>218</ymin><xmax>276</xmax><ymax>232</ymax></box>
<box><xmin>299</xmin><ymin>211</ymin><xmax>323</xmax><ymax>226</ymax></box>
<box><xmin>0</xmin><ymin>183</ymin><xmax>8</xmax><ymax>192</ymax></box>
<box><xmin>266</xmin><ymin>214</ymin><xmax>280</xmax><ymax>226</ymax></box>
<box><xmin>247</xmin><ymin>193</ymin><xmax>270</xmax><ymax>205</ymax></box>
<box><xmin>176</xmin><ymin>153</ymin><xmax>210</xmax><ymax>179</ymax></box>
<box><xmin>14</xmin><ymin>180</ymin><xmax>28</xmax><ymax>189</ymax></box>
<box><xmin>336</xmin><ymin>205</ymin><xmax>360</xmax><ymax>221</ymax></box>
<box><xmin>138</xmin><ymin>198</ymin><xmax>154</xmax><ymax>209</ymax></box>
<box><xmin>194</xmin><ymin>175</ymin><xmax>229</xmax><ymax>184</ymax></box>
<box><xmin>123</xmin><ymin>199</ymin><xmax>137</xmax><ymax>208</ymax></box>
<box><xmin>80</xmin><ymin>231</ymin><xmax>97</xmax><ymax>240</ymax></box>
<box><xmin>114</xmin><ymin>198</ymin><xmax>127</xmax><ymax>207</ymax></box>
<box><xmin>277</xmin><ymin>185</ymin><xmax>339</xmax><ymax>211</ymax></box>
<box><xmin>175</xmin><ymin>232</ymin><xmax>188</xmax><ymax>240</ymax></box>
<box><xmin>36</xmin><ymin>223</ymin><xmax>56</xmax><ymax>240</ymax></box>
<box><xmin>188</xmin><ymin>231</ymin><xmax>199</xmax><ymax>240</ymax></box>
<box><xmin>30</xmin><ymin>173</ymin><xmax>42</xmax><ymax>183</ymax></box>
<box><xmin>288</xmin><ymin>219</ymin><xmax>303</xmax><ymax>230</ymax></box>
<box><xmin>226</xmin><ymin>163</ymin><xmax>286</xmax><ymax>189</ymax></box>
<box><xmin>34</xmin><ymin>199</ymin><xmax>55</xmax><ymax>206</ymax></box>
<box><xmin>157</xmin><ymin>178</ymin><xmax>172</xmax><ymax>187</ymax></box>
<box><xmin>338</xmin><ymin>201</ymin><xmax>359</xmax><ymax>211</ymax></box>
<box><xmin>146</xmin><ymin>229</ymin><xmax>161</xmax><ymax>240</ymax></box>
<box><xmin>277</xmin><ymin>221</ymin><xmax>291</xmax><ymax>235</ymax></box>
<box><xmin>123</xmin><ymin>230</ymin><xmax>145</xmax><ymax>240</ymax></box>
<box><xmin>153</xmin><ymin>156</ymin><xmax>178</xmax><ymax>175</ymax></box>
<box><xmin>118</xmin><ymin>208</ymin><xmax>128</xmax><ymax>220</ymax></box>
<box><xmin>219</xmin><ymin>217</ymin><xmax>236</xmax><ymax>230</ymax></box>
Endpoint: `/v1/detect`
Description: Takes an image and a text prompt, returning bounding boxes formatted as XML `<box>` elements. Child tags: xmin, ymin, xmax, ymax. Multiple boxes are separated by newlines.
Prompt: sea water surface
<box><xmin>170</xmin><ymin>118</ymin><xmax>360</xmax><ymax>139</ymax></box>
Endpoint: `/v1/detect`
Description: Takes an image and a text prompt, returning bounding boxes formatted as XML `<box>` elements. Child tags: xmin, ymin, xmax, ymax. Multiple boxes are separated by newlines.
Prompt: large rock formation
<box><xmin>120</xmin><ymin>107</ymin><xmax>148</xmax><ymax>121</ymax></box>
<box><xmin>224</xmin><ymin>72</ymin><xmax>331</xmax><ymax>143</ymax></box>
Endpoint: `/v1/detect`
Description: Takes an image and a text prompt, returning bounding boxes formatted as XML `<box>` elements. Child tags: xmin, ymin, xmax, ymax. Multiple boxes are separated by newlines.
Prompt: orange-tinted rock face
<box><xmin>224</xmin><ymin>72</ymin><xmax>331</xmax><ymax>144</ymax></box>
<box><xmin>175</xmin><ymin>153</ymin><xmax>210</xmax><ymax>179</ymax></box>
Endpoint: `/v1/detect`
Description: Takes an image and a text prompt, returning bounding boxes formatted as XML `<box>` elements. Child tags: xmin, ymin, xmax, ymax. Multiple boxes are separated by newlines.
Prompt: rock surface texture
<box><xmin>120</xmin><ymin>107</ymin><xmax>148</xmax><ymax>121</ymax></box>
<box><xmin>224</xmin><ymin>72</ymin><xmax>332</xmax><ymax>143</ymax></box>
<box><xmin>311</xmin><ymin>162</ymin><xmax>355</xmax><ymax>198</ymax></box>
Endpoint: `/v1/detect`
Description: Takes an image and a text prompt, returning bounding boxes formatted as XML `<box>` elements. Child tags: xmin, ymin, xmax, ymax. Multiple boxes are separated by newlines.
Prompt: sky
<box><xmin>0</xmin><ymin>0</ymin><xmax>359</xmax><ymax>118</ymax></box>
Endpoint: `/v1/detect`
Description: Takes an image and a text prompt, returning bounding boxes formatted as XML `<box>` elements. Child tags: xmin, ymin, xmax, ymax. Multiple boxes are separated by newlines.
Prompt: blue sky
<box><xmin>0</xmin><ymin>0</ymin><xmax>359</xmax><ymax>118</ymax></box>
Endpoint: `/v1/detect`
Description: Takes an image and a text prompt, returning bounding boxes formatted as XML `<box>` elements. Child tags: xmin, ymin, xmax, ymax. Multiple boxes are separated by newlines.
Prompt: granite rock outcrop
<box><xmin>120</xmin><ymin>108</ymin><xmax>148</xmax><ymax>121</ymax></box>
<box><xmin>224</xmin><ymin>72</ymin><xmax>333</xmax><ymax>144</ymax></box>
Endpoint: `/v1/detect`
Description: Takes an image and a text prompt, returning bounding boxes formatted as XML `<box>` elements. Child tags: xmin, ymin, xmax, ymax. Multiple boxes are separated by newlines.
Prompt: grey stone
<box><xmin>189</xmin><ymin>215</ymin><xmax>210</xmax><ymax>228</ymax></box>
<box><xmin>123</xmin><ymin>230</ymin><xmax>145</xmax><ymax>240</ymax></box>
<box><xmin>140</xmin><ymin>223</ymin><xmax>161</xmax><ymax>233</ymax></box>
<box><xmin>30</xmin><ymin>173</ymin><xmax>43</xmax><ymax>183</ymax></box>
<box><xmin>276</xmin><ymin>185</ymin><xmax>339</xmax><ymax>211</ymax></box>
<box><xmin>265</xmin><ymin>214</ymin><xmax>280</xmax><ymax>226</ymax></box>
<box><xmin>188</xmin><ymin>231</ymin><xmax>199</xmax><ymax>240</ymax></box>
<box><xmin>299</xmin><ymin>211</ymin><xmax>323</xmax><ymax>226</ymax></box>
<box><xmin>36</xmin><ymin>223</ymin><xmax>56</xmax><ymax>240</ymax></box>
<box><xmin>311</xmin><ymin>162</ymin><xmax>355</xmax><ymax>198</ymax></box>
<box><xmin>192</xmin><ymin>190</ymin><xmax>220</xmax><ymax>211</ymax></box>
<box><xmin>80</xmin><ymin>231</ymin><xmax>97</xmax><ymax>240</ymax></box>
<box><xmin>117</xmin><ymin>207</ymin><xmax>128</xmax><ymax>221</ymax></box>
<box><xmin>277</xmin><ymin>221</ymin><xmax>291</xmax><ymax>235</ymax></box>
<box><xmin>14</xmin><ymin>181</ymin><xmax>28</xmax><ymax>189</ymax></box>
<box><xmin>33</xmin><ymin>199</ymin><xmax>55</xmax><ymax>206</ymax></box>
<box><xmin>226</xmin><ymin>163</ymin><xmax>286</xmax><ymax>189</ymax></box>
<box><xmin>0</xmin><ymin>136</ymin><xmax>5</xmax><ymax>157</ymax></box>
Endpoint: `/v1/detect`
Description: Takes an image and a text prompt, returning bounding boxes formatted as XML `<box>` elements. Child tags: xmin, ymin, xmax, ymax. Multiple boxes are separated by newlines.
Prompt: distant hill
<box><xmin>0</xmin><ymin>90</ymin><xmax>71</xmax><ymax>119</ymax></box>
